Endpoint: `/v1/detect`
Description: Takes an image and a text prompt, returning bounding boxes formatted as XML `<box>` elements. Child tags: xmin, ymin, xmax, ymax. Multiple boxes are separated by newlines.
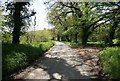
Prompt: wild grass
<box><xmin>63</xmin><ymin>41</ymin><xmax>104</xmax><ymax>47</ymax></box>
<box><xmin>63</xmin><ymin>42</ymin><xmax>79</xmax><ymax>47</ymax></box>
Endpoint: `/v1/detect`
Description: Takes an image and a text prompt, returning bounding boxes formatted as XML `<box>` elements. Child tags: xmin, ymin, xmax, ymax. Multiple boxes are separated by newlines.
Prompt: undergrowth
<box><xmin>99</xmin><ymin>47</ymin><xmax>120</xmax><ymax>79</ymax></box>
<box><xmin>2</xmin><ymin>41</ymin><xmax>55</xmax><ymax>79</ymax></box>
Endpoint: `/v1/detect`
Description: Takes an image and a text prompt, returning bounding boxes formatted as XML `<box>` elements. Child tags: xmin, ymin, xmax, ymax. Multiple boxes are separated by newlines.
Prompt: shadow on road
<box><xmin>32</xmin><ymin>57</ymin><xmax>97</xmax><ymax>81</ymax></box>
<box><xmin>15</xmin><ymin>42</ymin><xmax>106</xmax><ymax>81</ymax></box>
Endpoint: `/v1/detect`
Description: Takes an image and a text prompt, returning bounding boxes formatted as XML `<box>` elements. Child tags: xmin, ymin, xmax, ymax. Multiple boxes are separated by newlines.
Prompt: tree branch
<box><xmin>110</xmin><ymin>2</ymin><xmax>120</xmax><ymax>8</ymax></box>
<box><xmin>22</xmin><ymin>11</ymin><xmax>36</xmax><ymax>19</ymax></box>
<box><xmin>59</xmin><ymin>2</ymin><xmax>81</xmax><ymax>11</ymax></box>
<box><xmin>88</xmin><ymin>17</ymin><xmax>104</xmax><ymax>29</ymax></box>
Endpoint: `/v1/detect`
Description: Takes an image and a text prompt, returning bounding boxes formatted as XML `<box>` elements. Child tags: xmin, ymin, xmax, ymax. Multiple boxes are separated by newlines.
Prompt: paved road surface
<box><xmin>15</xmin><ymin>41</ymin><xmax>100</xmax><ymax>81</ymax></box>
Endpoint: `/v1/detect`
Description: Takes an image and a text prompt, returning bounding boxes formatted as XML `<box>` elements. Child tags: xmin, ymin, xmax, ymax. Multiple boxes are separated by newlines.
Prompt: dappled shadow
<box><xmin>33</xmin><ymin>57</ymin><xmax>90</xmax><ymax>79</ymax></box>
<box><xmin>72</xmin><ymin>47</ymin><xmax>103</xmax><ymax>80</ymax></box>
<box><xmin>12</xmin><ymin>42</ymin><xmax>106</xmax><ymax>81</ymax></box>
<box><xmin>21</xmin><ymin>56</ymin><xmax>105</xmax><ymax>81</ymax></box>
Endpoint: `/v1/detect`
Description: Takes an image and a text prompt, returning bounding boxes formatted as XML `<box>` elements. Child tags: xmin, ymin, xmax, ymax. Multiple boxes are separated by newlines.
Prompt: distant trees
<box><xmin>23</xmin><ymin>30</ymin><xmax>53</xmax><ymax>44</ymax></box>
<box><xmin>96</xmin><ymin>2</ymin><xmax>120</xmax><ymax>45</ymax></box>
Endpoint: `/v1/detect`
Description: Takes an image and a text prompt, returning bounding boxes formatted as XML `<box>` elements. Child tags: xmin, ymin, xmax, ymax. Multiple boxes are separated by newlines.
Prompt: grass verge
<box><xmin>63</xmin><ymin>42</ymin><xmax>79</xmax><ymax>47</ymax></box>
<box><xmin>63</xmin><ymin>41</ymin><xmax>104</xmax><ymax>47</ymax></box>
<box><xmin>2</xmin><ymin>41</ymin><xmax>55</xmax><ymax>79</ymax></box>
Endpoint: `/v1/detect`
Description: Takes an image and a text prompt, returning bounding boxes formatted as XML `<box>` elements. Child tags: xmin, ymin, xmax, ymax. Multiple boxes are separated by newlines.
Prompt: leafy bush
<box><xmin>99</xmin><ymin>47</ymin><xmax>120</xmax><ymax>79</ymax></box>
<box><xmin>112</xmin><ymin>39</ymin><xmax>120</xmax><ymax>45</ymax></box>
<box><xmin>4</xmin><ymin>52</ymin><xmax>27</xmax><ymax>73</ymax></box>
<box><xmin>2</xmin><ymin>32</ymin><xmax>12</xmax><ymax>43</ymax></box>
<box><xmin>2</xmin><ymin>41</ymin><xmax>55</xmax><ymax>79</ymax></box>
<box><xmin>39</xmin><ymin>41</ymin><xmax>55</xmax><ymax>52</ymax></box>
<box><xmin>29</xmin><ymin>41</ymin><xmax>55</xmax><ymax>52</ymax></box>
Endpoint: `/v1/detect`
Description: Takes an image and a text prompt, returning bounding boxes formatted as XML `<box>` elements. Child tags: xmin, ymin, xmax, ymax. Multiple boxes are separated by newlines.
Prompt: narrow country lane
<box><xmin>14</xmin><ymin>41</ymin><xmax>101</xmax><ymax>81</ymax></box>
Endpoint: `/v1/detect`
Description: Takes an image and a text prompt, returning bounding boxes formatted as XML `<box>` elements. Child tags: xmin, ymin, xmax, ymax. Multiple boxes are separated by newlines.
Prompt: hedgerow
<box><xmin>99</xmin><ymin>47</ymin><xmax>120</xmax><ymax>79</ymax></box>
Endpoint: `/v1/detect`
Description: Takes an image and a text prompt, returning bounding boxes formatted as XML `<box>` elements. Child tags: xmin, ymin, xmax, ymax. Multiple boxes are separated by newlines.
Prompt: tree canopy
<box><xmin>46</xmin><ymin>1</ymin><xmax>120</xmax><ymax>45</ymax></box>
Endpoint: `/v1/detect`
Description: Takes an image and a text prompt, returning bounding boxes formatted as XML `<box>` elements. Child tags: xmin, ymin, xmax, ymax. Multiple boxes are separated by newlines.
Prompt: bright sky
<box><xmin>1</xmin><ymin>0</ymin><xmax>51</xmax><ymax>30</ymax></box>
<box><xmin>29</xmin><ymin>0</ymin><xmax>50</xmax><ymax>30</ymax></box>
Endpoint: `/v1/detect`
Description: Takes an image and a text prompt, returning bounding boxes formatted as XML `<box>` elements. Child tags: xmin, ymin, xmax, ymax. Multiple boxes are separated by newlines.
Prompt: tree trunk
<box><xmin>75</xmin><ymin>32</ymin><xmax>78</xmax><ymax>43</ymax></box>
<box><xmin>66</xmin><ymin>35</ymin><xmax>71</xmax><ymax>42</ymax></box>
<box><xmin>69</xmin><ymin>34</ymin><xmax>73</xmax><ymax>42</ymax></box>
<box><xmin>12</xmin><ymin>26</ymin><xmax>21</xmax><ymax>44</ymax></box>
<box><xmin>57</xmin><ymin>35</ymin><xmax>60</xmax><ymax>41</ymax></box>
<box><xmin>12</xmin><ymin>3</ymin><xmax>22</xmax><ymax>44</ymax></box>
<box><xmin>105</xmin><ymin>22</ymin><xmax>118</xmax><ymax>46</ymax></box>
<box><xmin>81</xmin><ymin>35</ymin><xmax>88</xmax><ymax>45</ymax></box>
<box><xmin>61</xmin><ymin>36</ymin><xmax>64</xmax><ymax>41</ymax></box>
<box><xmin>81</xmin><ymin>28</ymin><xmax>89</xmax><ymax>45</ymax></box>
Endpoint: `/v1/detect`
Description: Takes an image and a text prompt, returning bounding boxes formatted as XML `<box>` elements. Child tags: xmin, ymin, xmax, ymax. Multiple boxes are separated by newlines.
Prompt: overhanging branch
<box><xmin>59</xmin><ymin>2</ymin><xmax>81</xmax><ymax>11</ymax></box>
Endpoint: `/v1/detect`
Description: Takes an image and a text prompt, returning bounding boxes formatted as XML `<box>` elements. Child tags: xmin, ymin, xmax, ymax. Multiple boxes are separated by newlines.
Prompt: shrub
<box><xmin>99</xmin><ymin>47</ymin><xmax>120</xmax><ymax>79</ymax></box>
<box><xmin>112</xmin><ymin>39</ymin><xmax>120</xmax><ymax>45</ymax></box>
<box><xmin>2</xmin><ymin>41</ymin><xmax>55</xmax><ymax>79</ymax></box>
<box><xmin>39</xmin><ymin>41</ymin><xmax>55</xmax><ymax>52</ymax></box>
<box><xmin>4</xmin><ymin>52</ymin><xmax>27</xmax><ymax>73</ymax></box>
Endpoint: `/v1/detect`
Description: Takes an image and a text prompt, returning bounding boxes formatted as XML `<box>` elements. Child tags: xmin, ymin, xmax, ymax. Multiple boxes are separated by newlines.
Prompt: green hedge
<box><xmin>2</xmin><ymin>41</ymin><xmax>55</xmax><ymax>79</ymax></box>
<box><xmin>99</xmin><ymin>47</ymin><xmax>120</xmax><ymax>79</ymax></box>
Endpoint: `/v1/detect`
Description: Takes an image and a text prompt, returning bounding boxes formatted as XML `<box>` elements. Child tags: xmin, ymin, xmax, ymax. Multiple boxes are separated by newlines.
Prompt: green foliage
<box><xmin>33</xmin><ymin>30</ymin><xmax>53</xmax><ymax>42</ymax></box>
<box><xmin>5</xmin><ymin>52</ymin><xmax>27</xmax><ymax>72</ymax></box>
<box><xmin>20</xmin><ymin>30</ymin><xmax>53</xmax><ymax>44</ymax></box>
<box><xmin>46</xmin><ymin>2</ymin><xmax>120</xmax><ymax>45</ymax></box>
<box><xmin>38</xmin><ymin>42</ymin><xmax>55</xmax><ymax>52</ymax></box>
<box><xmin>112</xmin><ymin>39</ymin><xmax>120</xmax><ymax>45</ymax></box>
<box><xmin>115</xmin><ymin>27</ymin><xmax>120</xmax><ymax>39</ymax></box>
<box><xmin>2</xmin><ymin>32</ymin><xmax>12</xmax><ymax>43</ymax></box>
<box><xmin>99</xmin><ymin>47</ymin><xmax>120</xmax><ymax>79</ymax></box>
<box><xmin>2</xmin><ymin>41</ymin><xmax>55</xmax><ymax>79</ymax></box>
<box><xmin>3</xmin><ymin>1</ymin><xmax>36</xmax><ymax>44</ymax></box>
<box><xmin>63</xmin><ymin>42</ymin><xmax>79</xmax><ymax>47</ymax></box>
<box><xmin>64</xmin><ymin>41</ymin><xmax>105</xmax><ymax>47</ymax></box>
<box><xmin>87</xmin><ymin>42</ymin><xmax>104</xmax><ymax>45</ymax></box>
<box><xmin>89</xmin><ymin>24</ymin><xmax>110</xmax><ymax>42</ymax></box>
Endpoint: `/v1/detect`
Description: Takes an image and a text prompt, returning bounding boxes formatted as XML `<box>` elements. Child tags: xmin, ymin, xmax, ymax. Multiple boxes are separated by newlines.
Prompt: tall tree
<box><xmin>46</xmin><ymin>2</ymin><xmax>105</xmax><ymax>45</ymax></box>
<box><xmin>46</xmin><ymin>1</ymin><xmax>120</xmax><ymax>45</ymax></box>
<box><xmin>4</xmin><ymin>1</ymin><xmax>36</xmax><ymax>44</ymax></box>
